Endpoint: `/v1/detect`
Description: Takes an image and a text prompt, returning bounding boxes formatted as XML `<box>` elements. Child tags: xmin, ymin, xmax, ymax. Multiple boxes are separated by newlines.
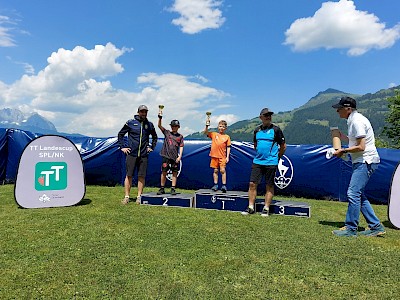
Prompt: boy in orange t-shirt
<box><xmin>204</xmin><ymin>120</ymin><xmax>231</xmax><ymax>192</ymax></box>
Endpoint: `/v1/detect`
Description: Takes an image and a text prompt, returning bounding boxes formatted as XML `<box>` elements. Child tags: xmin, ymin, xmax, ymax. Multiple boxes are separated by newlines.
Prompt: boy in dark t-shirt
<box><xmin>157</xmin><ymin>114</ymin><xmax>184</xmax><ymax>195</ymax></box>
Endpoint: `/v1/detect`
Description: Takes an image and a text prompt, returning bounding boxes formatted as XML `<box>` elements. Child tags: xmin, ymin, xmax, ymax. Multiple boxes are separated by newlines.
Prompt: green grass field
<box><xmin>1</xmin><ymin>184</ymin><xmax>399</xmax><ymax>299</ymax></box>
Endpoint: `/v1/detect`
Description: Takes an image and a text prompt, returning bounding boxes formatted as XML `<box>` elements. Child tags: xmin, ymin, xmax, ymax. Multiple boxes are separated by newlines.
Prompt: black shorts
<box><xmin>161</xmin><ymin>157</ymin><xmax>179</xmax><ymax>173</ymax></box>
<box><xmin>250</xmin><ymin>164</ymin><xmax>277</xmax><ymax>186</ymax></box>
<box><xmin>126</xmin><ymin>156</ymin><xmax>148</xmax><ymax>177</ymax></box>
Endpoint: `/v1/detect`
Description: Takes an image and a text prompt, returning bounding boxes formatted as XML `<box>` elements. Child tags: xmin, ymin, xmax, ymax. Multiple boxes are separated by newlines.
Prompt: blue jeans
<box><xmin>345</xmin><ymin>162</ymin><xmax>381</xmax><ymax>231</ymax></box>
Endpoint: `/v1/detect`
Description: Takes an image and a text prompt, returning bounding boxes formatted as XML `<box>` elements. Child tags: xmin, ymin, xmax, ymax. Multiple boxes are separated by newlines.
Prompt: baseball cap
<box><xmin>170</xmin><ymin>120</ymin><xmax>180</xmax><ymax>127</ymax></box>
<box><xmin>332</xmin><ymin>97</ymin><xmax>357</xmax><ymax>109</ymax></box>
<box><xmin>260</xmin><ymin>108</ymin><xmax>274</xmax><ymax>116</ymax></box>
<box><xmin>137</xmin><ymin>105</ymin><xmax>148</xmax><ymax>112</ymax></box>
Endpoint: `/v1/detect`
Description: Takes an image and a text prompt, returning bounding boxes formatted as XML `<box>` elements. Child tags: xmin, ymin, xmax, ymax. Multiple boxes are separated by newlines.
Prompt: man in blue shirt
<box><xmin>242</xmin><ymin>108</ymin><xmax>286</xmax><ymax>216</ymax></box>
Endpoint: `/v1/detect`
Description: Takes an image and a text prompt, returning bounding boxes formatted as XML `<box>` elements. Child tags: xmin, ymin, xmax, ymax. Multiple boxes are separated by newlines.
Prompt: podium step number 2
<box><xmin>140</xmin><ymin>192</ymin><xmax>193</xmax><ymax>208</ymax></box>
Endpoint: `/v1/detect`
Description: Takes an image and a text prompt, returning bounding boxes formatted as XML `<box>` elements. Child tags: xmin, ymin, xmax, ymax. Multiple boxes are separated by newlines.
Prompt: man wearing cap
<box><xmin>331</xmin><ymin>96</ymin><xmax>385</xmax><ymax>237</ymax></box>
<box><xmin>156</xmin><ymin>113</ymin><xmax>184</xmax><ymax>196</ymax></box>
<box><xmin>242</xmin><ymin>108</ymin><xmax>286</xmax><ymax>217</ymax></box>
<box><xmin>118</xmin><ymin>105</ymin><xmax>158</xmax><ymax>204</ymax></box>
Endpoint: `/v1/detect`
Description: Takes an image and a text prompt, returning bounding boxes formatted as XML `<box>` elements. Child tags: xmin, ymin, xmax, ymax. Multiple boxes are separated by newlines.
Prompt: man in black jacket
<box><xmin>118</xmin><ymin>105</ymin><xmax>158</xmax><ymax>204</ymax></box>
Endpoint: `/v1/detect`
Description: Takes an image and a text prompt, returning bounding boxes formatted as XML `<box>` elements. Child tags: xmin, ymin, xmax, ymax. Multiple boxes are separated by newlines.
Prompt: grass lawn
<box><xmin>1</xmin><ymin>184</ymin><xmax>399</xmax><ymax>299</ymax></box>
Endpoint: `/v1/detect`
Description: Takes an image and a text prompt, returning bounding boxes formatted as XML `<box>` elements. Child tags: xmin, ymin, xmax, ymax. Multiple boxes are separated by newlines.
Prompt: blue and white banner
<box><xmin>2</xmin><ymin>128</ymin><xmax>400</xmax><ymax>205</ymax></box>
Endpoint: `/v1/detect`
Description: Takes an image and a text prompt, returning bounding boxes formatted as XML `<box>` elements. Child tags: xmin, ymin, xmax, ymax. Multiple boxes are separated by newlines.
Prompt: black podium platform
<box><xmin>256</xmin><ymin>200</ymin><xmax>311</xmax><ymax>218</ymax></box>
<box><xmin>140</xmin><ymin>192</ymin><xmax>193</xmax><ymax>208</ymax></box>
<box><xmin>194</xmin><ymin>189</ymin><xmax>249</xmax><ymax>212</ymax></box>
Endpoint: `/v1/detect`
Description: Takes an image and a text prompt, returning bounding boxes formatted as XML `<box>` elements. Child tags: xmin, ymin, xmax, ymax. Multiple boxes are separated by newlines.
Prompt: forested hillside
<box><xmin>186</xmin><ymin>86</ymin><xmax>398</xmax><ymax>144</ymax></box>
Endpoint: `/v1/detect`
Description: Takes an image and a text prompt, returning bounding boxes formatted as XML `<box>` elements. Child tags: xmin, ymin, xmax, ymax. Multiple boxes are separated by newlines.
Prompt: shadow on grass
<box><xmin>318</xmin><ymin>220</ymin><xmax>365</xmax><ymax>231</ymax></box>
<box><xmin>320</xmin><ymin>220</ymin><xmax>398</xmax><ymax>231</ymax></box>
<box><xmin>319</xmin><ymin>220</ymin><xmax>343</xmax><ymax>228</ymax></box>
<box><xmin>76</xmin><ymin>198</ymin><xmax>92</xmax><ymax>206</ymax></box>
<box><xmin>382</xmin><ymin>220</ymin><xmax>399</xmax><ymax>230</ymax></box>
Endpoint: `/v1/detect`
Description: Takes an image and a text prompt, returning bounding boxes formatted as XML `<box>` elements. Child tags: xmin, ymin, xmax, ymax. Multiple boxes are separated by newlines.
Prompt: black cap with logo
<box><xmin>170</xmin><ymin>120</ymin><xmax>180</xmax><ymax>127</ymax></box>
<box><xmin>332</xmin><ymin>96</ymin><xmax>357</xmax><ymax>109</ymax></box>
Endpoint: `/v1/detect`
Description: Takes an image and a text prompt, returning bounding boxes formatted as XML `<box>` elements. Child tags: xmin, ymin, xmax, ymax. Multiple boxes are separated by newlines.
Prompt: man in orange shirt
<box><xmin>204</xmin><ymin>120</ymin><xmax>231</xmax><ymax>192</ymax></box>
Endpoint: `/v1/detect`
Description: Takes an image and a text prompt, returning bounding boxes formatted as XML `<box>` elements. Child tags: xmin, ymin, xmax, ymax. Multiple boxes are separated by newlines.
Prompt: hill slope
<box><xmin>186</xmin><ymin>86</ymin><xmax>398</xmax><ymax>144</ymax></box>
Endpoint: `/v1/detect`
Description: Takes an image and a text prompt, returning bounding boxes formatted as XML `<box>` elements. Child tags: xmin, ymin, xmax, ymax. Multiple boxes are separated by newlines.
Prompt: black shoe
<box><xmin>241</xmin><ymin>207</ymin><xmax>255</xmax><ymax>215</ymax></box>
<box><xmin>171</xmin><ymin>188</ymin><xmax>177</xmax><ymax>195</ymax></box>
<box><xmin>157</xmin><ymin>187</ymin><xmax>165</xmax><ymax>195</ymax></box>
<box><xmin>221</xmin><ymin>185</ymin><xmax>227</xmax><ymax>193</ymax></box>
<box><xmin>260</xmin><ymin>208</ymin><xmax>269</xmax><ymax>217</ymax></box>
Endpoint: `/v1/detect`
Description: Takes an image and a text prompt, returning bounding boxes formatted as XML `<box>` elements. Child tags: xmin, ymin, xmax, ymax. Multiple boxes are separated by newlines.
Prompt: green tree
<box><xmin>383</xmin><ymin>89</ymin><xmax>400</xmax><ymax>148</ymax></box>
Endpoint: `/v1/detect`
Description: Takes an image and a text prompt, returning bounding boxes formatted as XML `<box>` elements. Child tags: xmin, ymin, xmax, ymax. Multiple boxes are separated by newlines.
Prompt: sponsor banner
<box><xmin>15</xmin><ymin>135</ymin><xmax>85</xmax><ymax>208</ymax></box>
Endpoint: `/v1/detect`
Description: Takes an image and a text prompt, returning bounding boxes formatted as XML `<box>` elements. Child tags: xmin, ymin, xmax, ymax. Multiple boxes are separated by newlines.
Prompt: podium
<box><xmin>256</xmin><ymin>200</ymin><xmax>311</xmax><ymax>218</ymax></box>
<box><xmin>194</xmin><ymin>189</ymin><xmax>249</xmax><ymax>212</ymax></box>
<box><xmin>140</xmin><ymin>189</ymin><xmax>311</xmax><ymax>217</ymax></box>
<box><xmin>140</xmin><ymin>192</ymin><xmax>193</xmax><ymax>208</ymax></box>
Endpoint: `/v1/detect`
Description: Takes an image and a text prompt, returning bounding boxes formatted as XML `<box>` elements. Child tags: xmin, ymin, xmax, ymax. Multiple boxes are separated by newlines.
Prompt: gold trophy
<box><xmin>206</xmin><ymin>111</ymin><xmax>212</xmax><ymax>126</ymax></box>
<box><xmin>330</xmin><ymin>127</ymin><xmax>341</xmax><ymax>150</ymax></box>
<box><xmin>158</xmin><ymin>104</ymin><xmax>165</xmax><ymax>116</ymax></box>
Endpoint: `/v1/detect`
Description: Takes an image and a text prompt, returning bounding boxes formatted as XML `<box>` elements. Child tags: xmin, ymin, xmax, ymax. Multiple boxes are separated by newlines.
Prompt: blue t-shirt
<box><xmin>253</xmin><ymin>124</ymin><xmax>285</xmax><ymax>166</ymax></box>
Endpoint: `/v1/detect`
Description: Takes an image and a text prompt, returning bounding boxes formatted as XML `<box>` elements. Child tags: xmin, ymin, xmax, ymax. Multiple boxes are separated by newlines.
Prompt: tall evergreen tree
<box><xmin>383</xmin><ymin>89</ymin><xmax>400</xmax><ymax>148</ymax></box>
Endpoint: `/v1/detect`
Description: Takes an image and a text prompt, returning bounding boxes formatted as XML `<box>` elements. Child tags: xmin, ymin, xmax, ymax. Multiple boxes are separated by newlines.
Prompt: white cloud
<box><xmin>134</xmin><ymin>72</ymin><xmax>230</xmax><ymax>136</ymax></box>
<box><xmin>6</xmin><ymin>56</ymin><xmax>35</xmax><ymax>74</ymax></box>
<box><xmin>0</xmin><ymin>15</ymin><xmax>17</xmax><ymax>47</ymax></box>
<box><xmin>169</xmin><ymin>0</ymin><xmax>226</xmax><ymax>34</ymax></box>
<box><xmin>389</xmin><ymin>83</ymin><xmax>398</xmax><ymax>88</ymax></box>
<box><xmin>2</xmin><ymin>43</ymin><xmax>130</xmax><ymax>107</ymax></box>
<box><xmin>284</xmin><ymin>0</ymin><xmax>400</xmax><ymax>56</ymax></box>
<box><xmin>209</xmin><ymin>114</ymin><xmax>238</xmax><ymax>127</ymax></box>
<box><xmin>0</xmin><ymin>43</ymin><xmax>234</xmax><ymax>137</ymax></box>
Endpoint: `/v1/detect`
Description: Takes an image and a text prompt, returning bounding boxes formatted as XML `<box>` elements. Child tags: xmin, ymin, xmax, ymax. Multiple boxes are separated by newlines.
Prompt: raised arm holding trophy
<box><xmin>203</xmin><ymin>111</ymin><xmax>231</xmax><ymax>193</ymax></box>
<box><xmin>156</xmin><ymin>104</ymin><xmax>184</xmax><ymax>196</ymax></box>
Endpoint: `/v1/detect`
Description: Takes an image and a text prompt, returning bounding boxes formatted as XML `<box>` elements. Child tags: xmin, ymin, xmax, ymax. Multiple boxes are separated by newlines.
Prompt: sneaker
<box><xmin>135</xmin><ymin>196</ymin><xmax>141</xmax><ymax>205</ymax></box>
<box><xmin>260</xmin><ymin>208</ymin><xmax>269</xmax><ymax>217</ymax></box>
<box><xmin>221</xmin><ymin>185</ymin><xmax>227</xmax><ymax>193</ymax></box>
<box><xmin>359</xmin><ymin>224</ymin><xmax>386</xmax><ymax>237</ymax></box>
<box><xmin>171</xmin><ymin>188</ymin><xmax>177</xmax><ymax>195</ymax></box>
<box><xmin>211</xmin><ymin>184</ymin><xmax>218</xmax><ymax>191</ymax></box>
<box><xmin>332</xmin><ymin>226</ymin><xmax>357</xmax><ymax>237</ymax></box>
<box><xmin>121</xmin><ymin>196</ymin><xmax>129</xmax><ymax>205</ymax></box>
<box><xmin>157</xmin><ymin>187</ymin><xmax>165</xmax><ymax>195</ymax></box>
<box><xmin>241</xmin><ymin>207</ymin><xmax>255</xmax><ymax>215</ymax></box>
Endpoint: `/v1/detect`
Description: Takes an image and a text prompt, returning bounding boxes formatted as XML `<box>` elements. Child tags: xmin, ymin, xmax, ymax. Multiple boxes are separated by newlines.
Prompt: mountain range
<box><xmin>1</xmin><ymin>84</ymin><xmax>398</xmax><ymax>143</ymax></box>
<box><xmin>186</xmin><ymin>86</ymin><xmax>398</xmax><ymax>145</ymax></box>
<box><xmin>0</xmin><ymin>108</ymin><xmax>58</xmax><ymax>134</ymax></box>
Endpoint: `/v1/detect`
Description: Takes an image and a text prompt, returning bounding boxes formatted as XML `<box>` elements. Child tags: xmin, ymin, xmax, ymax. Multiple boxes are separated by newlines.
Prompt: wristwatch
<box><xmin>343</xmin><ymin>149</ymin><xmax>348</xmax><ymax>153</ymax></box>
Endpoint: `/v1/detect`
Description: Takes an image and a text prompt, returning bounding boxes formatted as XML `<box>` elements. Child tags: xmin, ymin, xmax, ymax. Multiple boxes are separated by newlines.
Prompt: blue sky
<box><xmin>0</xmin><ymin>0</ymin><xmax>399</xmax><ymax>137</ymax></box>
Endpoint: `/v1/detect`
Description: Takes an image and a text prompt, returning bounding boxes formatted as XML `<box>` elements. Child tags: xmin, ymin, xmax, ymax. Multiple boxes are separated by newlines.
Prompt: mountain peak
<box><xmin>0</xmin><ymin>108</ymin><xmax>25</xmax><ymax>123</ymax></box>
<box><xmin>299</xmin><ymin>88</ymin><xmax>352</xmax><ymax>110</ymax></box>
<box><xmin>319</xmin><ymin>88</ymin><xmax>346</xmax><ymax>95</ymax></box>
<box><xmin>0</xmin><ymin>108</ymin><xmax>58</xmax><ymax>134</ymax></box>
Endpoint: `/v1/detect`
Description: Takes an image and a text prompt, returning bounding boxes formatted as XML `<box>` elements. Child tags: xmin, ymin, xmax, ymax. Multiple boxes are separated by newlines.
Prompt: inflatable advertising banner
<box><xmin>388</xmin><ymin>162</ymin><xmax>400</xmax><ymax>229</ymax></box>
<box><xmin>14</xmin><ymin>135</ymin><xmax>85</xmax><ymax>208</ymax></box>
